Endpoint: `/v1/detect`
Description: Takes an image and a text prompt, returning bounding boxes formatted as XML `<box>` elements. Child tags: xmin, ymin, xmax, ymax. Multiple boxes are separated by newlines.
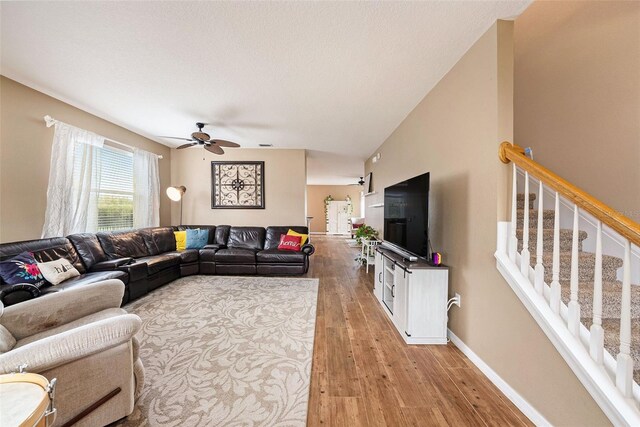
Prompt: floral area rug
<box><xmin>115</xmin><ymin>275</ymin><xmax>318</xmax><ymax>427</ymax></box>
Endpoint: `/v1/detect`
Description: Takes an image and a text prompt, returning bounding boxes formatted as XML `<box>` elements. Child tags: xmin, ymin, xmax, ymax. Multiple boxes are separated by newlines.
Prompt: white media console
<box><xmin>374</xmin><ymin>246</ymin><xmax>450</xmax><ymax>344</ymax></box>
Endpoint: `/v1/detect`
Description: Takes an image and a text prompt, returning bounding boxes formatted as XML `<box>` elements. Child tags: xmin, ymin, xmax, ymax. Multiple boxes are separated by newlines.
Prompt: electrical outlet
<box><xmin>454</xmin><ymin>293</ymin><xmax>461</xmax><ymax>307</ymax></box>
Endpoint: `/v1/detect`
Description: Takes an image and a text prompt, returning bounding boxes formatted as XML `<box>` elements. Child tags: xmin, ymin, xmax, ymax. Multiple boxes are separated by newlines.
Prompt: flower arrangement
<box><xmin>324</xmin><ymin>195</ymin><xmax>334</xmax><ymax>227</ymax></box>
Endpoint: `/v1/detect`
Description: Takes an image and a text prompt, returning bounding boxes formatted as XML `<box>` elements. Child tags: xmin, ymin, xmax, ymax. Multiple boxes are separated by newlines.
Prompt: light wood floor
<box><xmin>304</xmin><ymin>235</ymin><xmax>534</xmax><ymax>427</ymax></box>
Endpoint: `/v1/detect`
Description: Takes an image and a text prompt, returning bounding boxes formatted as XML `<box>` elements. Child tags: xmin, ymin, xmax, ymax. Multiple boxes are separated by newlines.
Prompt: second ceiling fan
<box><xmin>161</xmin><ymin>122</ymin><xmax>240</xmax><ymax>155</ymax></box>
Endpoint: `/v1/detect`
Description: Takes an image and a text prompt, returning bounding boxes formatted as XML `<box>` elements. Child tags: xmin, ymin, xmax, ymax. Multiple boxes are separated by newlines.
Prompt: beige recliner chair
<box><xmin>0</xmin><ymin>279</ymin><xmax>144</xmax><ymax>426</ymax></box>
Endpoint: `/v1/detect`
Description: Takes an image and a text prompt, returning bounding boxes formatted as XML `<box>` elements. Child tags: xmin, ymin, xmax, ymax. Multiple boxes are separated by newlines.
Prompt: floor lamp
<box><xmin>166</xmin><ymin>186</ymin><xmax>187</xmax><ymax>225</ymax></box>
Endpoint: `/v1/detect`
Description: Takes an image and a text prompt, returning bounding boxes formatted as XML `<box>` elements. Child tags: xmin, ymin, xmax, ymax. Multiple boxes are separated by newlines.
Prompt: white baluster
<box><xmin>616</xmin><ymin>239</ymin><xmax>633</xmax><ymax>397</ymax></box>
<box><xmin>550</xmin><ymin>192</ymin><xmax>561</xmax><ymax>314</ymax></box>
<box><xmin>590</xmin><ymin>221</ymin><xmax>604</xmax><ymax>365</ymax></box>
<box><xmin>568</xmin><ymin>205</ymin><xmax>581</xmax><ymax>336</ymax></box>
<box><xmin>520</xmin><ymin>172</ymin><xmax>531</xmax><ymax>277</ymax></box>
<box><xmin>509</xmin><ymin>164</ymin><xmax>518</xmax><ymax>263</ymax></box>
<box><xmin>534</xmin><ymin>180</ymin><xmax>545</xmax><ymax>295</ymax></box>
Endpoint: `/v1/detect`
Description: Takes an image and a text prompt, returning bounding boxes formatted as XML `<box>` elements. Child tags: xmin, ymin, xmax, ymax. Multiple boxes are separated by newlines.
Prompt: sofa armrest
<box><xmin>301</xmin><ymin>244</ymin><xmax>315</xmax><ymax>256</ymax></box>
<box><xmin>0</xmin><ymin>314</ymin><xmax>141</xmax><ymax>374</ymax></box>
<box><xmin>1</xmin><ymin>279</ymin><xmax>125</xmax><ymax>340</ymax></box>
<box><xmin>89</xmin><ymin>257</ymin><xmax>133</xmax><ymax>272</ymax></box>
<box><xmin>121</xmin><ymin>261</ymin><xmax>148</xmax><ymax>282</ymax></box>
<box><xmin>0</xmin><ymin>283</ymin><xmax>41</xmax><ymax>307</ymax></box>
<box><xmin>203</xmin><ymin>244</ymin><xmax>226</xmax><ymax>250</ymax></box>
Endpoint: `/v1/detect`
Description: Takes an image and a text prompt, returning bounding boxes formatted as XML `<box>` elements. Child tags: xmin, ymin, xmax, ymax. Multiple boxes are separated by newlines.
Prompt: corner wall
<box><xmin>365</xmin><ymin>21</ymin><xmax>609</xmax><ymax>425</ymax></box>
<box><xmin>0</xmin><ymin>76</ymin><xmax>173</xmax><ymax>242</ymax></box>
<box><xmin>170</xmin><ymin>147</ymin><xmax>307</xmax><ymax>227</ymax></box>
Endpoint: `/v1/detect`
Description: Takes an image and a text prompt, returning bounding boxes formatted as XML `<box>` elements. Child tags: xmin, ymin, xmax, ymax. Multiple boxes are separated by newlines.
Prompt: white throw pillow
<box><xmin>37</xmin><ymin>258</ymin><xmax>80</xmax><ymax>286</ymax></box>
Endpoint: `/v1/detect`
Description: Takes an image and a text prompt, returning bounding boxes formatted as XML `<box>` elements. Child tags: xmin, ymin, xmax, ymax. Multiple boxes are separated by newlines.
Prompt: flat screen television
<box><xmin>383</xmin><ymin>172</ymin><xmax>430</xmax><ymax>259</ymax></box>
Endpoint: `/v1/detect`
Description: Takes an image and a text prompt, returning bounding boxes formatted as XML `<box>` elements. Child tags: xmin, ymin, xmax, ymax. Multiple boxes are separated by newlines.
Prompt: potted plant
<box><xmin>354</xmin><ymin>224</ymin><xmax>379</xmax><ymax>245</ymax></box>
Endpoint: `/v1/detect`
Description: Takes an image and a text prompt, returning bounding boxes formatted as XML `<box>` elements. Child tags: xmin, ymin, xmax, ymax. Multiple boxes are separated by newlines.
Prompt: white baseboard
<box><xmin>447</xmin><ymin>329</ymin><xmax>551</xmax><ymax>426</ymax></box>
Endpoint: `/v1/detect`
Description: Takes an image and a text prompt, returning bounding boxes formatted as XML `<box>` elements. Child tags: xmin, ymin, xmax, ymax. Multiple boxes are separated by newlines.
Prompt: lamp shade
<box><xmin>166</xmin><ymin>186</ymin><xmax>186</xmax><ymax>201</ymax></box>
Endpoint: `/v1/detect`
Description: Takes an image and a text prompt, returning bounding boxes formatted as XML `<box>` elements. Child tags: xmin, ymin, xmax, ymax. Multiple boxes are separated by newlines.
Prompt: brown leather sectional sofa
<box><xmin>0</xmin><ymin>225</ymin><xmax>314</xmax><ymax>307</ymax></box>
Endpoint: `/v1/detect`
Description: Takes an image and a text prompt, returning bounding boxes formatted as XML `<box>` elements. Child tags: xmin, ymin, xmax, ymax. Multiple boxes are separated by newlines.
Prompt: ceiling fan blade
<box><xmin>158</xmin><ymin>136</ymin><xmax>194</xmax><ymax>141</ymax></box>
<box><xmin>205</xmin><ymin>144</ymin><xmax>225</xmax><ymax>155</ymax></box>
<box><xmin>177</xmin><ymin>142</ymin><xmax>198</xmax><ymax>149</ymax></box>
<box><xmin>210</xmin><ymin>139</ymin><xmax>240</xmax><ymax>148</ymax></box>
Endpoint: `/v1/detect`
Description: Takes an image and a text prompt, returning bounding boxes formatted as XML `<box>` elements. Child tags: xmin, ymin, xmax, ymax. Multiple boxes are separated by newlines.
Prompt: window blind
<box><xmin>73</xmin><ymin>143</ymin><xmax>134</xmax><ymax>231</ymax></box>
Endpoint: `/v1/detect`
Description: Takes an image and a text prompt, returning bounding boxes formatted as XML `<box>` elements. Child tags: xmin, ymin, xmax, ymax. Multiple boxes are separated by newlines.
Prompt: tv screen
<box><xmin>383</xmin><ymin>172</ymin><xmax>430</xmax><ymax>258</ymax></box>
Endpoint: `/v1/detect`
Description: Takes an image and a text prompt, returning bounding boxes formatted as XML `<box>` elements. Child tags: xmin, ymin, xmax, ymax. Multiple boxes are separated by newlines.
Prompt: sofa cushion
<box><xmin>277</xmin><ymin>234</ymin><xmax>302</xmax><ymax>252</ymax></box>
<box><xmin>287</xmin><ymin>229</ymin><xmax>308</xmax><ymax>245</ymax></box>
<box><xmin>214</xmin><ymin>225</ymin><xmax>231</xmax><ymax>246</ymax></box>
<box><xmin>186</xmin><ymin>229</ymin><xmax>209</xmax><ymax>249</ymax></box>
<box><xmin>199</xmin><ymin>248</ymin><xmax>217</xmax><ymax>262</ymax></box>
<box><xmin>0</xmin><ymin>325</ymin><xmax>16</xmax><ymax>354</ymax></box>
<box><xmin>41</xmin><ymin>270</ymin><xmax>129</xmax><ymax>293</ymax></box>
<box><xmin>136</xmin><ymin>254</ymin><xmax>181</xmax><ymax>275</ymax></box>
<box><xmin>174</xmin><ymin>231</ymin><xmax>187</xmax><ymax>251</ymax></box>
<box><xmin>142</xmin><ymin>227</ymin><xmax>177</xmax><ymax>255</ymax></box>
<box><xmin>214</xmin><ymin>248</ymin><xmax>256</xmax><ymax>264</ymax></box>
<box><xmin>37</xmin><ymin>258</ymin><xmax>81</xmax><ymax>285</ymax></box>
<box><xmin>14</xmin><ymin>307</ymin><xmax>127</xmax><ymax>349</ymax></box>
<box><xmin>67</xmin><ymin>233</ymin><xmax>107</xmax><ymax>270</ymax></box>
<box><xmin>176</xmin><ymin>225</ymin><xmax>216</xmax><ymax>244</ymax></box>
<box><xmin>0</xmin><ymin>237</ymin><xmax>87</xmax><ymax>276</ymax></box>
<box><xmin>0</xmin><ymin>252</ymin><xmax>47</xmax><ymax>287</ymax></box>
<box><xmin>257</xmin><ymin>249</ymin><xmax>306</xmax><ymax>264</ymax></box>
<box><xmin>264</xmin><ymin>226</ymin><xmax>309</xmax><ymax>250</ymax></box>
<box><xmin>164</xmin><ymin>250</ymin><xmax>198</xmax><ymax>264</ymax></box>
<box><xmin>98</xmin><ymin>231</ymin><xmax>149</xmax><ymax>259</ymax></box>
<box><xmin>227</xmin><ymin>227</ymin><xmax>265</xmax><ymax>251</ymax></box>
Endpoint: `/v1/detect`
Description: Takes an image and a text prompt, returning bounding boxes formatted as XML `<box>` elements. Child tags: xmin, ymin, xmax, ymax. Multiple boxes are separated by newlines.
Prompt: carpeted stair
<box><xmin>515</xmin><ymin>193</ymin><xmax>640</xmax><ymax>383</ymax></box>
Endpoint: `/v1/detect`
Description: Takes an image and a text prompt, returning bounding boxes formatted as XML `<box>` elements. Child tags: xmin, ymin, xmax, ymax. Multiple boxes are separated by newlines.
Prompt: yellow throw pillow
<box><xmin>174</xmin><ymin>231</ymin><xmax>187</xmax><ymax>251</ymax></box>
<box><xmin>287</xmin><ymin>229</ymin><xmax>308</xmax><ymax>245</ymax></box>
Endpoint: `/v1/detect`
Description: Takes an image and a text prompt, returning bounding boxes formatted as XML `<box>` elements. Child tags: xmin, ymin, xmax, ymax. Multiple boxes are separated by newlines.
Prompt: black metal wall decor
<box><xmin>211</xmin><ymin>161</ymin><xmax>265</xmax><ymax>209</ymax></box>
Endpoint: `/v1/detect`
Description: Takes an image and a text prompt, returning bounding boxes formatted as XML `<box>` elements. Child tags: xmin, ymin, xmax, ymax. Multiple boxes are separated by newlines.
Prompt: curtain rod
<box><xmin>44</xmin><ymin>115</ymin><xmax>164</xmax><ymax>159</ymax></box>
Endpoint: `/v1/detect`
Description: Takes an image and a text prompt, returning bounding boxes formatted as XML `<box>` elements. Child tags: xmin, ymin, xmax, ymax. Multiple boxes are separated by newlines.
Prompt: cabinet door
<box><xmin>392</xmin><ymin>268</ymin><xmax>408</xmax><ymax>335</ymax></box>
<box><xmin>374</xmin><ymin>251</ymin><xmax>383</xmax><ymax>301</ymax></box>
<box><xmin>326</xmin><ymin>203</ymin><xmax>337</xmax><ymax>233</ymax></box>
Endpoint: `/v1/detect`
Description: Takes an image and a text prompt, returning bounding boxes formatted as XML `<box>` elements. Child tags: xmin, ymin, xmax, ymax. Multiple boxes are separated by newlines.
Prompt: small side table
<box><xmin>361</xmin><ymin>239</ymin><xmax>381</xmax><ymax>273</ymax></box>
<box><xmin>0</xmin><ymin>372</ymin><xmax>57</xmax><ymax>427</ymax></box>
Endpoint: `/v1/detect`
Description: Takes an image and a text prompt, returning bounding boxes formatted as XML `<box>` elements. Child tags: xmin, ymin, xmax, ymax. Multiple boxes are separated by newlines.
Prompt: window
<box><xmin>73</xmin><ymin>143</ymin><xmax>134</xmax><ymax>231</ymax></box>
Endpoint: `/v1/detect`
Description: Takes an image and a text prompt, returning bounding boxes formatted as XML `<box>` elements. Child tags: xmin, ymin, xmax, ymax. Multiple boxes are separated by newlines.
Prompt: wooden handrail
<box><xmin>499</xmin><ymin>141</ymin><xmax>640</xmax><ymax>247</ymax></box>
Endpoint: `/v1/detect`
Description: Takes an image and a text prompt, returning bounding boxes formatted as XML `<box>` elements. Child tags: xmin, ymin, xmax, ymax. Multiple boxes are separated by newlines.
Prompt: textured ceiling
<box><xmin>1</xmin><ymin>1</ymin><xmax>530</xmax><ymax>184</ymax></box>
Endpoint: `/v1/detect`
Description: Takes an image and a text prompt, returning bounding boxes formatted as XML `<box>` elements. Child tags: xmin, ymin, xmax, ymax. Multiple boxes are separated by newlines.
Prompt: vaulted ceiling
<box><xmin>1</xmin><ymin>1</ymin><xmax>530</xmax><ymax>184</ymax></box>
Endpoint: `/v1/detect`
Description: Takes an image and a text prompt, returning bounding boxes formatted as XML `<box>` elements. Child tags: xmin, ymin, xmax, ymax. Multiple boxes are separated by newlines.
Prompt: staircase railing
<box><xmin>496</xmin><ymin>142</ymin><xmax>640</xmax><ymax>425</ymax></box>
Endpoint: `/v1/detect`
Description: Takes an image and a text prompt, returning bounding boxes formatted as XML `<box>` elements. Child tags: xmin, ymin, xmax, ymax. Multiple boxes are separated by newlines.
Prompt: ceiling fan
<box><xmin>349</xmin><ymin>177</ymin><xmax>365</xmax><ymax>186</ymax></box>
<box><xmin>160</xmin><ymin>122</ymin><xmax>240</xmax><ymax>155</ymax></box>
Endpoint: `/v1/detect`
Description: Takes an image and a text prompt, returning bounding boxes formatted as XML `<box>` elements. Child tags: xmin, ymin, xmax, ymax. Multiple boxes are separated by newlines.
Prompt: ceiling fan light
<box><xmin>166</xmin><ymin>185</ymin><xmax>186</xmax><ymax>201</ymax></box>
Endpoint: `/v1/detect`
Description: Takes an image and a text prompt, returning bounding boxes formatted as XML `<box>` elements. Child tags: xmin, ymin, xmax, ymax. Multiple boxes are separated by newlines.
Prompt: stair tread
<box><xmin>516</xmin><ymin>193</ymin><xmax>536</xmax><ymax>210</ymax></box>
<box><xmin>532</xmin><ymin>251</ymin><xmax>622</xmax><ymax>264</ymax></box>
<box><xmin>516</xmin><ymin>193</ymin><xmax>536</xmax><ymax>201</ymax></box>
<box><xmin>517</xmin><ymin>208</ymin><xmax>554</xmax><ymax>217</ymax></box>
<box><xmin>517</xmin><ymin>228</ymin><xmax>587</xmax><ymax>239</ymax></box>
<box><xmin>559</xmin><ymin>280</ymin><xmax>640</xmax><ymax>319</ymax></box>
<box><xmin>599</xmin><ymin>319</ymin><xmax>640</xmax><ymax>382</ymax></box>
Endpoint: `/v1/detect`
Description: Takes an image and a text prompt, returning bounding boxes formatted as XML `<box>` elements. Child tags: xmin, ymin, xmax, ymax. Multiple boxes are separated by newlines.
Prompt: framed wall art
<box><xmin>211</xmin><ymin>161</ymin><xmax>265</xmax><ymax>209</ymax></box>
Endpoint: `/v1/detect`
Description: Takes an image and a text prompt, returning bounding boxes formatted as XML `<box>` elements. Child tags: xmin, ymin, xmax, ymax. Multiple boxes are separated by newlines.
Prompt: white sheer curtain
<box><xmin>133</xmin><ymin>148</ymin><xmax>160</xmax><ymax>228</ymax></box>
<box><xmin>42</xmin><ymin>118</ymin><xmax>105</xmax><ymax>237</ymax></box>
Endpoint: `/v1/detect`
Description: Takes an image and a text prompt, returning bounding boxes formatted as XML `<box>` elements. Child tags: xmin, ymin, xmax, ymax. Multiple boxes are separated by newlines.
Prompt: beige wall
<box><xmin>514</xmin><ymin>1</ymin><xmax>640</xmax><ymax>222</ymax></box>
<box><xmin>365</xmin><ymin>21</ymin><xmax>609</xmax><ymax>425</ymax></box>
<box><xmin>170</xmin><ymin>147</ymin><xmax>307</xmax><ymax>227</ymax></box>
<box><xmin>306</xmin><ymin>185</ymin><xmax>362</xmax><ymax>233</ymax></box>
<box><xmin>0</xmin><ymin>77</ymin><xmax>172</xmax><ymax>243</ymax></box>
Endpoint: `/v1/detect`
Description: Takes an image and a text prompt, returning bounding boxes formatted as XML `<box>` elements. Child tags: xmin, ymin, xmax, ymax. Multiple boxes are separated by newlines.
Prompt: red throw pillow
<box><xmin>278</xmin><ymin>234</ymin><xmax>302</xmax><ymax>251</ymax></box>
